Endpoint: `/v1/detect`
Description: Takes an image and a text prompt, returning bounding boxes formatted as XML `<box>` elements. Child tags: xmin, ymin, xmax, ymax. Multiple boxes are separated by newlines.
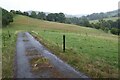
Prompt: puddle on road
<box><xmin>25</xmin><ymin>47</ymin><xmax>65</xmax><ymax>78</ymax></box>
<box><xmin>26</xmin><ymin>48</ymin><xmax>39</xmax><ymax>56</ymax></box>
<box><xmin>22</xmin><ymin>33</ymin><xmax>29</xmax><ymax>42</ymax></box>
<box><xmin>30</xmin><ymin>55</ymin><xmax>51</xmax><ymax>72</ymax></box>
<box><xmin>29</xmin><ymin>55</ymin><xmax>64</xmax><ymax>78</ymax></box>
<box><xmin>23</xmin><ymin>39</ymin><xmax>29</xmax><ymax>42</ymax></box>
<box><xmin>22</xmin><ymin>33</ymin><xmax>26</xmax><ymax>37</ymax></box>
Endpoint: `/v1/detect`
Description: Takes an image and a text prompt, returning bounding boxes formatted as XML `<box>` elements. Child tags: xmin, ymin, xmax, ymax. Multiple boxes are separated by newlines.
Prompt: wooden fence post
<box><xmin>63</xmin><ymin>35</ymin><xmax>65</xmax><ymax>52</ymax></box>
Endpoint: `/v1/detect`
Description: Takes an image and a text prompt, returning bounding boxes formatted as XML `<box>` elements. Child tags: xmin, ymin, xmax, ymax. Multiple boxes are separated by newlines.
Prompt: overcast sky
<box><xmin>0</xmin><ymin>0</ymin><xmax>119</xmax><ymax>15</ymax></box>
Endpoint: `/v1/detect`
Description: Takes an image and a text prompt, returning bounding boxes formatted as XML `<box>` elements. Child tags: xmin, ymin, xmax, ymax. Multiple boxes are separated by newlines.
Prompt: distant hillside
<box><xmin>65</xmin><ymin>14</ymin><xmax>87</xmax><ymax>18</ymax></box>
<box><xmin>90</xmin><ymin>17</ymin><xmax>118</xmax><ymax>23</ymax></box>
<box><xmin>65</xmin><ymin>9</ymin><xmax>119</xmax><ymax>18</ymax></box>
<box><xmin>86</xmin><ymin>9</ymin><xmax>119</xmax><ymax>20</ymax></box>
<box><xmin>26</xmin><ymin>10</ymin><xmax>85</xmax><ymax>18</ymax></box>
<box><xmin>66</xmin><ymin>9</ymin><xmax>119</xmax><ymax>18</ymax></box>
<box><xmin>106</xmin><ymin>9</ymin><xmax>118</xmax><ymax>17</ymax></box>
<box><xmin>26</xmin><ymin>9</ymin><xmax>119</xmax><ymax>19</ymax></box>
<box><xmin>89</xmin><ymin>10</ymin><xmax>119</xmax><ymax>23</ymax></box>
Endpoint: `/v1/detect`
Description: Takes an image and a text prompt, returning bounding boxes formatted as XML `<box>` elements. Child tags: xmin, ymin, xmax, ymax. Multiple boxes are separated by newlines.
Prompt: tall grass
<box><xmin>2</xmin><ymin>29</ymin><xmax>16</xmax><ymax>78</ymax></box>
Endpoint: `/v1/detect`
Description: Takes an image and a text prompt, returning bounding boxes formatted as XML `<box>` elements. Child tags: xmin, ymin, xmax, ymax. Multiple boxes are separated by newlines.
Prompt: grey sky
<box><xmin>0</xmin><ymin>0</ymin><xmax>119</xmax><ymax>15</ymax></box>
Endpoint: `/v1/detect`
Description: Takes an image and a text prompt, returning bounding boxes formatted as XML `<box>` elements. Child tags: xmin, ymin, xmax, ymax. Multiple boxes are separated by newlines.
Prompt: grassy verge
<box><xmin>2</xmin><ymin>29</ymin><xmax>17</xmax><ymax>78</ymax></box>
<box><xmin>31</xmin><ymin>30</ymin><xmax>118</xmax><ymax>78</ymax></box>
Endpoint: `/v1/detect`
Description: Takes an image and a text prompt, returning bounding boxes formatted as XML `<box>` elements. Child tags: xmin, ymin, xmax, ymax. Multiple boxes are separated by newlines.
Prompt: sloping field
<box><xmin>3</xmin><ymin>15</ymin><xmax>118</xmax><ymax>78</ymax></box>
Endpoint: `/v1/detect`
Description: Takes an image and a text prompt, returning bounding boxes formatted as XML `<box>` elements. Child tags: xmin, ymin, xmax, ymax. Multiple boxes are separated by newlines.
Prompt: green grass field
<box><xmin>2</xmin><ymin>29</ymin><xmax>16</xmax><ymax>78</ymax></box>
<box><xmin>90</xmin><ymin>17</ymin><xmax>118</xmax><ymax>23</ymax></box>
<box><xmin>2</xmin><ymin>15</ymin><xmax>118</xmax><ymax>78</ymax></box>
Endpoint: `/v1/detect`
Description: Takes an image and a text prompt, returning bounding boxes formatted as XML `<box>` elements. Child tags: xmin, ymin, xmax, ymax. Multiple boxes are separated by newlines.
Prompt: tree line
<box><xmin>90</xmin><ymin>19</ymin><xmax>120</xmax><ymax>35</ymax></box>
<box><xmin>2</xmin><ymin>9</ymin><xmax>120</xmax><ymax>35</ymax></box>
<box><xmin>30</xmin><ymin>11</ymin><xmax>66</xmax><ymax>23</ymax></box>
<box><xmin>85</xmin><ymin>9</ymin><xmax>118</xmax><ymax>20</ymax></box>
<box><xmin>65</xmin><ymin>16</ymin><xmax>90</xmax><ymax>27</ymax></box>
<box><xmin>12</xmin><ymin>10</ymin><xmax>66</xmax><ymax>23</ymax></box>
<box><xmin>66</xmin><ymin>17</ymin><xmax>120</xmax><ymax>35</ymax></box>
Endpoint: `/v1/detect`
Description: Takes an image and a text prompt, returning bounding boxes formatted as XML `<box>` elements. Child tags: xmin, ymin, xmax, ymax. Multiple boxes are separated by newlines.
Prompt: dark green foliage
<box><xmin>10</xmin><ymin>10</ymin><xmax>16</xmax><ymax>14</ymax></box>
<box><xmin>104</xmin><ymin>27</ymin><xmax>109</xmax><ymax>33</ymax></box>
<box><xmin>92</xmin><ymin>23</ymin><xmax>101</xmax><ymax>29</ymax></box>
<box><xmin>46</xmin><ymin>13</ymin><xmax>65</xmax><ymax>23</ymax></box>
<box><xmin>117</xmin><ymin>19</ymin><xmax>120</xmax><ymax>29</ymax></box>
<box><xmin>14</xmin><ymin>10</ymin><xmax>29</xmax><ymax>16</ymax></box>
<box><xmin>86</xmin><ymin>13</ymin><xmax>107</xmax><ymax>20</ymax></box>
<box><xmin>80</xmin><ymin>18</ymin><xmax>90</xmax><ymax>27</ymax></box>
<box><xmin>90</xmin><ymin>19</ymin><xmax>120</xmax><ymax>35</ymax></box>
<box><xmin>111</xmin><ymin>28</ymin><xmax>119</xmax><ymax>35</ymax></box>
<box><xmin>57</xmin><ymin>13</ymin><xmax>65</xmax><ymax>23</ymax></box>
<box><xmin>65</xmin><ymin>17</ymin><xmax>90</xmax><ymax>27</ymax></box>
<box><xmin>15</xmin><ymin>10</ymin><xmax>23</xmax><ymax>15</ymax></box>
<box><xmin>37</xmin><ymin>12</ymin><xmax>46</xmax><ymax>20</ymax></box>
<box><xmin>86</xmin><ymin>9</ymin><xmax>118</xmax><ymax>20</ymax></box>
<box><xmin>30</xmin><ymin>11</ymin><xmax>37</xmax><ymax>18</ymax></box>
<box><xmin>46</xmin><ymin>13</ymin><xmax>55</xmax><ymax>21</ymax></box>
<box><xmin>65</xmin><ymin>17</ymin><xmax>80</xmax><ymax>24</ymax></box>
<box><xmin>23</xmin><ymin>12</ymin><xmax>29</xmax><ymax>16</ymax></box>
<box><xmin>2</xmin><ymin>8</ymin><xmax>13</xmax><ymax>26</ymax></box>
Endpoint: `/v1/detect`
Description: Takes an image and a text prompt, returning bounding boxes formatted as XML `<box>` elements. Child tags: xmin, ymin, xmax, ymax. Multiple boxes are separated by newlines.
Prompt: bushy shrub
<box><xmin>2</xmin><ymin>8</ymin><xmax>13</xmax><ymax>26</ymax></box>
<box><xmin>110</xmin><ymin>28</ymin><xmax>119</xmax><ymax>35</ymax></box>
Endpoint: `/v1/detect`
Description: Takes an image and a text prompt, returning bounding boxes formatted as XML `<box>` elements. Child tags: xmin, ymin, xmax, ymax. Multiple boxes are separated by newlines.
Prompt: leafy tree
<box><xmin>107</xmin><ymin>20</ymin><xmax>114</xmax><ymax>29</ymax></box>
<box><xmin>15</xmin><ymin>10</ymin><xmax>23</xmax><ymax>15</ymax></box>
<box><xmin>46</xmin><ymin>13</ymin><xmax>55</xmax><ymax>21</ymax></box>
<box><xmin>111</xmin><ymin>28</ymin><xmax>119</xmax><ymax>35</ymax></box>
<box><xmin>46</xmin><ymin>13</ymin><xmax>65</xmax><ymax>23</ymax></box>
<box><xmin>57</xmin><ymin>13</ymin><xmax>65</xmax><ymax>23</ymax></box>
<box><xmin>23</xmin><ymin>12</ymin><xmax>29</xmax><ymax>16</ymax></box>
<box><xmin>37</xmin><ymin>12</ymin><xmax>46</xmax><ymax>20</ymax></box>
<box><xmin>93</xmin><ymin>23</ymin><xmax>101</xmax><ymax>29</ymax></box>
<box><xmin>104</xmin><ymin>27</ymin><xmax>109</xmax><ymax>33</ymax></box>
<box><xmin>2</xmin><ymin>8</ymin><xmax>13</xmax><ymax>26</ymax></box>
<box><xmin>65</xmin><ymin>17</ymin><xmax>79</xmax><ymax>24</ymax></box>
<box><xmin>117</xmin><ymin>19</ymin><xmax>120</xmax><ymax>29</ymax></box>
<box><xmin>65</xmin><ymin>18</ymin><xmax>72</xmax><ymax>24</ymax></box>
<box><xmin>99</xmin><ymin>19</ymin><xmax>111</xmax><ymax>29</ymax></box>
<box><xmin>30</xmin><ymin>11</ymin><xmax>37</xmax><ymax>18</ymax></box>
<box><xmin>81</xmin><ymin>18</ymin><xmax>90</xmax><ymax>27</ymax></box>
<box><xmin>10</xmin><ymin>10</ymin><xmax>16</xmax><ymax>14</ymax></box>
<box><xmin>54</xmin><ymin>13</ymin><xmax>59</xmax><ymax>21</ymax></box>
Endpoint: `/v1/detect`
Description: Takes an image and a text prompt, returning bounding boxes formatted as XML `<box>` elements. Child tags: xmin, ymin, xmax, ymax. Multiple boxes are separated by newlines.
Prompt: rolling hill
<box><xmin>86</xmin><ymin>9</ymin><xmax>119</xmax><ymax>20</ymax></box>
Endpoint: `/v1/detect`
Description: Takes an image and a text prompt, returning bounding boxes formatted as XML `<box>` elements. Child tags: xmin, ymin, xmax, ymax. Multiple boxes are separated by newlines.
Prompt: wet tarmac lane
<box><xmin>15</xmin><ymin>32</ymin><xmax>90</xmax><ymax>79</ymax></box>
